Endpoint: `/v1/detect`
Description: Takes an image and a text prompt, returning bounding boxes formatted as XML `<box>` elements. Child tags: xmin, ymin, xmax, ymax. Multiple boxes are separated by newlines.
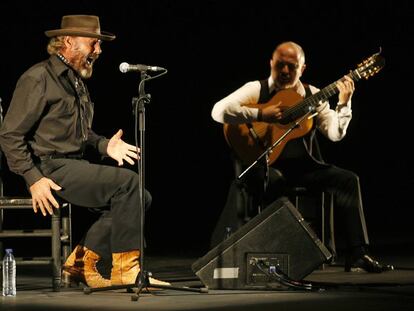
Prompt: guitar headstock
<box><xmin>355</xmin><ymin>49</ymin><xmax>385</xmax><ymax>80</ymax></box>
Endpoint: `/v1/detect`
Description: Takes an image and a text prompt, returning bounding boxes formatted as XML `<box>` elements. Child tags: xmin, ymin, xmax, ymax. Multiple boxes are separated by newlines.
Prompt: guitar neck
<box><xmin>282</xmin><ymin>68</ymin><xmax>361</xmax><ymax>123</ymax></box>
<box><xmin>309</xmin><ymin>68</ymin><xmax>361</xmax><ymax>106</ymax></box>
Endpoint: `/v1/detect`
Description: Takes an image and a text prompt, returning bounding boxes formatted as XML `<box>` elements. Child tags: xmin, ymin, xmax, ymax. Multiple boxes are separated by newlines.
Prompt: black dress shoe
<box><xmin>345</xmin><ymin>254</ymin><xmax>394</xmax><ymax>273</ymax></box>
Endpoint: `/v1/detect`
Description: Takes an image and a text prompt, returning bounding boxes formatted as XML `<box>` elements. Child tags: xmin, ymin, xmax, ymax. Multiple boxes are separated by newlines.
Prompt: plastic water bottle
<box><xmin>2</xmin><ymin>248</ymin><xmax>16</xmax><ymax>296</ymax></box>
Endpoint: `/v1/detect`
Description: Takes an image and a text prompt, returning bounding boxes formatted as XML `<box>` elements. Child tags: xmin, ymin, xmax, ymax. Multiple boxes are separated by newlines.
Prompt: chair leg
<box><xmin>321</xmin><ymin>192</ymin><xmax>337</xmax><ymax>266</ymax></box>
<box><xmin>51</xmin><ymin>209</ymin><xmax>61</xmax><ymax>292</ymax></box>
<box><xmin>321</xmin><ymin>192</ymin><xmax>326</xmax><ymax>247</ymax></box>
<box><xmin>320</xmin><ymin>192</ymin><xmax>326</xmax><ymax>269</ymax></box>
<box><xmin>328</xmin><ymin>193</ymin><xmax>337</xmax><ymax>261</ymax></box>
<box><xmin>0</xmin><ymin>209</ymin><xmax>3</xmax><ymax>257</ymax></box>
<box><xmin>61</xmin><ymin>204</ymin><xmax>72</xmax><ymax>287</ymax></box>
<box><xmin>61</xmin><ymin>203</ymin><xmax>72</xmax><ymax>261</ymax></box>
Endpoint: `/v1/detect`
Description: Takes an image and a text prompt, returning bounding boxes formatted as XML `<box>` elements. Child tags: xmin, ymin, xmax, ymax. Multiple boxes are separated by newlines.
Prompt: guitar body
<box><xmin>223</xmin><ymin>89</ymin><xmax>314</xmax><ymax>166</ymax></box>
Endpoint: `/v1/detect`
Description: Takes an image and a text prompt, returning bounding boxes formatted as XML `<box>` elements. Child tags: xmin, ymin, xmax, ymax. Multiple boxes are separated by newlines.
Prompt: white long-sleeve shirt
<box><xmin>211</xmin><ymin>77</ymin><xmax>352</xmax><ymax>142</ymax></box>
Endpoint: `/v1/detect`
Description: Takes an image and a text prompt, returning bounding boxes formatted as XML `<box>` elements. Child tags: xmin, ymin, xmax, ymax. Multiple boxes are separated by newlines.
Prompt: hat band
<box><xmin>62</xmin><ymin>27</ymin><xmax>101</xmax><ymax>34</ymax></box>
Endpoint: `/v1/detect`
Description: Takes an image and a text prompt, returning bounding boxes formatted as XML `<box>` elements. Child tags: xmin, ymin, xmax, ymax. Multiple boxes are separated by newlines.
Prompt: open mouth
<box><xmin>85</xmin><ymin>55</ymin><xmax>96</xmax><ymax>67</ymax></box>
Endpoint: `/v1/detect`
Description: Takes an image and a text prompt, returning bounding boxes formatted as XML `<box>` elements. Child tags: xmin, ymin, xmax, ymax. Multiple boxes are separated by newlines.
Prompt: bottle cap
<box><xmin>5</xmin><ymin>248</ymin><xmax>13</xmax><ymax>254</ymax></box>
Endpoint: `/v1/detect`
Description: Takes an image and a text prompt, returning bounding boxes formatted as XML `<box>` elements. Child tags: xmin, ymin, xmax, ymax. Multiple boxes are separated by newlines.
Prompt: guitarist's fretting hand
<box><xmin>259</xmin><ymin>75</ymin><xmax>355</xmax><ymax>123</ymax></box>
<box><xmin>259</xmin><ymin>103</ymin><xmax>283</xmax><ymax>123</ymax></box>
<box><xmin>337</xmin><ymin>75</ymin><xmax>355</xmax><ymax>105</ymax></box>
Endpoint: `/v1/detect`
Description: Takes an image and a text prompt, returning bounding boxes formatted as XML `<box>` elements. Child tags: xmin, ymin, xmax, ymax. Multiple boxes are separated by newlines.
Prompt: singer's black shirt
<box><xmin>0</xmin><ymin>55</ymin><xmax>108</xmax><ymax>186</ymax></box>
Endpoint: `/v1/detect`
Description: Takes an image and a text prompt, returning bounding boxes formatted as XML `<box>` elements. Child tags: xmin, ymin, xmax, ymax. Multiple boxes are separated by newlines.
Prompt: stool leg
<box><xmin>51</xmin><ymin>209</ymin><xmax>61</xmax><ymax>291</ymax></box>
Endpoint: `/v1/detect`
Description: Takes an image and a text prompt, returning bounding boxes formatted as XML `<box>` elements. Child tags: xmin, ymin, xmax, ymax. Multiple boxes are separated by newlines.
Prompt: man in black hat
<box><xmin>0</xmin><ymin>15</ymin><xmax>167</xmax><ymax>288</ymax></box>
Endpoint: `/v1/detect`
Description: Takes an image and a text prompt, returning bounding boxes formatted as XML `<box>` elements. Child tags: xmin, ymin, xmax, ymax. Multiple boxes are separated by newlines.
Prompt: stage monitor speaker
<box><xmin>192</xmin><ymin>197</ymin><xmax>332</xmax><ymax>289</ymax></box>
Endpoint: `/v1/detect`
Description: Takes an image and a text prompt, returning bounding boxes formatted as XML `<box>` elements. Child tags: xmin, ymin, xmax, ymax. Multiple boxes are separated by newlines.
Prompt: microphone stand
<box><xmin>83</xmin><ymin>69</ymin><xmax>207</xmax><ymax>300</ymax></box>
<box><xmin>236</xmin><ymin>111</ymin><xmax>314</xmax><ymax>216</ymax></box>
<box><xmin>131</xmin><ymin>70</ymin><xmax>150</xmax><ymax>300</ymax></box>
<box><xmin>238</xmin><ymin>111</ymin><xmax>313</xmax><ymax>180</ymax></box>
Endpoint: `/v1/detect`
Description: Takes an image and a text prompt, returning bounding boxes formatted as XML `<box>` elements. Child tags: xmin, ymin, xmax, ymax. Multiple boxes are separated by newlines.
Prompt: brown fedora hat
<box><xmin>45</xmin><ymin>15</ymin><xmax>115</xmax><ymax>41</ymax></box>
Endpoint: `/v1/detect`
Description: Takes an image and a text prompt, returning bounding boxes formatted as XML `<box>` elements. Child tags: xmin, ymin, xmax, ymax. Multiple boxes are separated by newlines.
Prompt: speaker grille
<box><xmin>192</xmin><ymin>197</ymin><xmax>332</xmax><ymax>289</ymax></box>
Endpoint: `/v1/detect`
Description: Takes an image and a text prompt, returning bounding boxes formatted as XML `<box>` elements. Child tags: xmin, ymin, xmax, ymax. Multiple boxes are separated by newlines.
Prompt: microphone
<box><xmin>119</xmin><ymin>62</ymin><xmax>166</xmax><ymax>73</ymax></box>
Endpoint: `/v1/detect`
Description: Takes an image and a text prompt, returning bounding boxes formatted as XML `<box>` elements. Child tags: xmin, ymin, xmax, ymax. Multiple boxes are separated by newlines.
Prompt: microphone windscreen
<box><xmin>119</xmin><ymin>62</ymin><xmax>129</xmax><ymax>73</ymax></box>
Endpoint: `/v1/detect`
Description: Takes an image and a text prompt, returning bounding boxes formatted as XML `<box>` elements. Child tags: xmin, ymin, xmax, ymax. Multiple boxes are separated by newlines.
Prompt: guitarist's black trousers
<box><xmin>245</xmin><ymin>157</ymin><xmax>370</xmax><ymax>250</ymax></box>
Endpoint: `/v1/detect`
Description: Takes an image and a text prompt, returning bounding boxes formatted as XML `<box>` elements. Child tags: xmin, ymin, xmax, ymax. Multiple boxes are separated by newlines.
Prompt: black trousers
<box><xmin>258</xmin><ymin>159</ymin><xmax>370</xmax><ymax>250</ymax></box>
<box><xmin>39</xmin><ymin>158</ymin><xmax>151</xmax><ymax>255</ymax></box>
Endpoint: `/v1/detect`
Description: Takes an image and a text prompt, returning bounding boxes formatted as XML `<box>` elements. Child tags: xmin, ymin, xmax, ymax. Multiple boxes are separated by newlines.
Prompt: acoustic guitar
<box><xmin>223</xmin><ymin>51</ymin><xmax>385</xmax><ymax>166</ymax></box>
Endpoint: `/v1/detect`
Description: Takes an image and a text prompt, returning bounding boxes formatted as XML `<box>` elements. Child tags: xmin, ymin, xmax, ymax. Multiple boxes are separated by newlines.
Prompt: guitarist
<box><xmin>211</xmin><ymin>41</ymin><xmax>392</xmax><ymax>273</ymax></box>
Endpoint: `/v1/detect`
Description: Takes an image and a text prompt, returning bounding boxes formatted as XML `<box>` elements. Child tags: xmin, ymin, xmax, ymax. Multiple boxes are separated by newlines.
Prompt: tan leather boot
<box><xmin>62</xmin><ymin>245</ymin><xmax>111</xmax><ymax>288</ymax></box>
<box><xmin>110</xmin><ymin>250</ymin><xmax>140</xmax><ymax>285</ymax></box>
<box><xmin>62</xmin><ymin>245</ymin><xmax>86</xmax><ymax>285</ymax></box>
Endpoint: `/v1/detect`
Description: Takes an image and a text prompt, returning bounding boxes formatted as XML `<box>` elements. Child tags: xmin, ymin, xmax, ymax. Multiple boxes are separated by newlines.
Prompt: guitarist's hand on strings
<box><xmin>337</xmin><ymin>75</ymin><xmax>355</xmax><ymax>105</ymax></box>
<box><xmin>259</xmin><ymin>103</ymin><xmax>283</xmax><ymax>123</ymax></box>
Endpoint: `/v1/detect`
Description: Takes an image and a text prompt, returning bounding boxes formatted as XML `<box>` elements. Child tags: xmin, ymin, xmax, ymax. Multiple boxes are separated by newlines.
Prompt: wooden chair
<box><xmin>0</xmin><ymin>183</ymin><xmax>72</xmax><ymax>291</ymax></box>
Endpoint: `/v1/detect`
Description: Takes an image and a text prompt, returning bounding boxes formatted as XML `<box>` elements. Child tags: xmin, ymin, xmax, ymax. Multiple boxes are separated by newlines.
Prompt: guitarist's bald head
<box><xmin>273</xmin><ymin>41</ymin><xmax>306</xmax><ymax>65</ymax></box>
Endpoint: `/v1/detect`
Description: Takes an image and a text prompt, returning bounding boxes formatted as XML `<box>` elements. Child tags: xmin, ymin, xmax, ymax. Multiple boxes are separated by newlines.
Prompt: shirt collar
<box><xmin>50</xmin><ymin>54</ymin><xmax>70</xmax><ymax>77</ymax></box>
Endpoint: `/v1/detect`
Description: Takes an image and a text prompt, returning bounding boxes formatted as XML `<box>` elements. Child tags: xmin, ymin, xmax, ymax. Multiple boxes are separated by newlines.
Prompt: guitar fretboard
<box><xmin>281</xmin><ymin>69</ymin><xmax>362</xmax><ymax>124</ymax></box>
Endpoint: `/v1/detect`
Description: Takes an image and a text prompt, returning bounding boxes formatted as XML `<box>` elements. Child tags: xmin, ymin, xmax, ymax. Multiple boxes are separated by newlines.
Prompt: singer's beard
<box><xmin>79</xmin><ymin>67</ymin><xmax>93</xmax><ymax>79</ymax></box>
<box><xmin>76</xmin><ymin>59</ymin><xmax>93</xmax><ymax>79</ymax></box>
<box><xmin>71</xmin><ymin>52</ymin><xmax>98</xmax><ymax>79</ymax></box>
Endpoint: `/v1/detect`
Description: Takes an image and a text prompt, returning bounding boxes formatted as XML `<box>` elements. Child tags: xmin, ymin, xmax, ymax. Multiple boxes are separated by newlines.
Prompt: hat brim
<box><xmin>45</xmin><ymin>29</ymin><xmax>116</xmax><ymax>41</ymax></box>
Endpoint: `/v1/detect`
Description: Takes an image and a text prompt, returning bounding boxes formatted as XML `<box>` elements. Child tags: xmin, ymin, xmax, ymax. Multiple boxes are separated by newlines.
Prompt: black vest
<box><xmin>258</xmin><ymin>79</ymin><xmax>325</xmax><ymax>164</ymax></box>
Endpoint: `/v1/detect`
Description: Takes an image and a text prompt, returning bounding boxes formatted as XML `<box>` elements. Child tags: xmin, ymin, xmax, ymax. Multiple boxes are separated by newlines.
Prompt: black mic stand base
<box><xmin>83</xmin><ymin>270</ymin><xmax>208</xmax><ymax>300</ymax></box>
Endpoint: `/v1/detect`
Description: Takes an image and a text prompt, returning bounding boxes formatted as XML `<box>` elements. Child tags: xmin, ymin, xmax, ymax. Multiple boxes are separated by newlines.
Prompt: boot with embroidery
<box><xmin>62</xmin><ymin>245</ymin><xmax>111</xmax><ymax>288</ymax></box>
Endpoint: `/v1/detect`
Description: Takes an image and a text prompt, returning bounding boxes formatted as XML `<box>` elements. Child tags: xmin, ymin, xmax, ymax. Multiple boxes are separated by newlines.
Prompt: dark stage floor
<box><xmin>1</xmin><ymin>247</ymin><xmax>414</xmax><ymax>311</ymax></box>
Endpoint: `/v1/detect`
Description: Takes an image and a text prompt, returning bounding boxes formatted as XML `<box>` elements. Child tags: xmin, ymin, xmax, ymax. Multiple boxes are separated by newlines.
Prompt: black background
<box><xmin>1</xmin><ymin>0</ymin><xmax>413</xmax><ymax>257</ymax></box>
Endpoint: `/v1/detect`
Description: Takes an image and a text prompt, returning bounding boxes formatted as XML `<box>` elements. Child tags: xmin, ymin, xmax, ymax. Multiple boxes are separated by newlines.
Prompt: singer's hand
<box><xmin>30</xmin><ymin>177</ymin><xmax>62</xmax><ymax>216</ymax></box>
<box><xmin>107</xmin><ymin>129</ymin><xmax>140</xmax><ymax>166</ymax></box>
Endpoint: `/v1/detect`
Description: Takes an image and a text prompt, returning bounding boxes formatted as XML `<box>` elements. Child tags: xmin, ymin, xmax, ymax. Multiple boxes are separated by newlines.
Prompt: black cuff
<box><xmin>257</xmin><ymin>108</ymin><xmax>263</xmax><ymax>121</ymax></box>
